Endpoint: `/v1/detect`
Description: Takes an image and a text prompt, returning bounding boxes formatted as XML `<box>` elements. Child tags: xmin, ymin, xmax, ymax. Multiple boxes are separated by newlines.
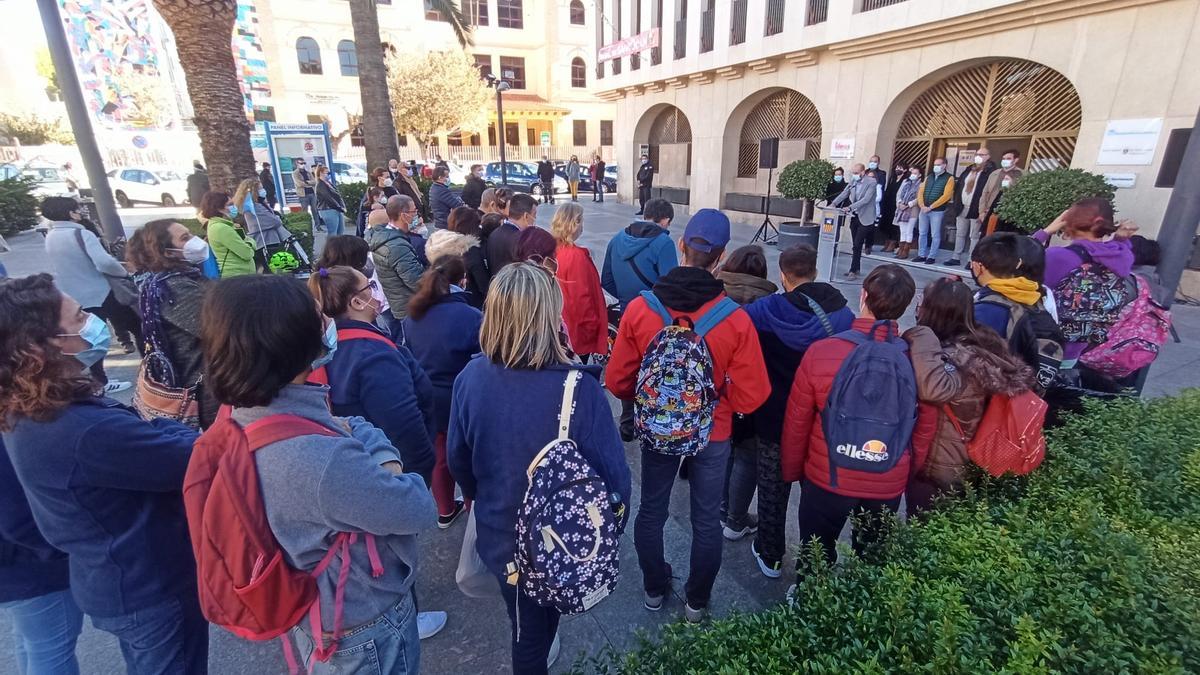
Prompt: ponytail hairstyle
<box><xmin>407</xmin><ymin>255</ymin><xmax>467</xmax><ymax>321</ymax></box>
<box><xmin>307</xmin><ymin>265</ymin><xmax>362</xmax><ymax>318</ymax></box>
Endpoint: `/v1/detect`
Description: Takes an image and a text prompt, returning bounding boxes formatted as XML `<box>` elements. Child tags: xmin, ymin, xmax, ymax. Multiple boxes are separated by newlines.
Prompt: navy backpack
<box><xmin>820</xmin><ymin>321</ymin><xmax>918</xmax><ymax>486</ymax></box>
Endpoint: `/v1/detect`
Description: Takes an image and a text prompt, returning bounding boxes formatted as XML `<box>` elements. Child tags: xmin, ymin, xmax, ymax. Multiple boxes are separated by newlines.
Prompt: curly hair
<box><xmin>0</xmin><ymin>274</ymin><xmax>95</xmax><ymax>431</ymax></box>
<box><xmin>127</xmin><ymin>219</ymin><xmax>190</xmax><ymax>273</ymax></box>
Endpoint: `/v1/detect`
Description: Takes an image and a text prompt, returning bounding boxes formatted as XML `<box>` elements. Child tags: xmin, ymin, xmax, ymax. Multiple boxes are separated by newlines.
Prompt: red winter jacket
<box><xmin>606</xmin><ymin>272</ymin><xmax>770</xmax><ymax>443</ymax></box>
<box><xmin>556</xmin><ymin>242</ymin><xmax>609</xmax><ymax>356</ymax></box>
<box><xmin>780</xmin><ymin>318</ymin><xmax>936</xmax><ymax>499</ymax></box>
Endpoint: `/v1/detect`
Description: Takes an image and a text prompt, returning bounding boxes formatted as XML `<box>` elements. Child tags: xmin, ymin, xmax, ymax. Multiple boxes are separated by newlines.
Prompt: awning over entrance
<box><xmin>492</xmin><ymin>94</ymin><xmax>570</xmax><ymax>118</ymax></box>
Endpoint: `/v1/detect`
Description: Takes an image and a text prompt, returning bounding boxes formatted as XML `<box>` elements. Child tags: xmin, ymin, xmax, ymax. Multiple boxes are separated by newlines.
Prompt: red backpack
<box><xmin>308</xmin><ymin>328</ymin><xmax>396</xmax><ymax>386</ymax></box>
<box><xmin>946</xmin><ymin>390</ymin><xmax>1048</xmax><ymax>477</ymax></box>
<box><xmin>183</xmin><ymin>408</ymin><xmax>384</xmax><ymax>671</ymax></box>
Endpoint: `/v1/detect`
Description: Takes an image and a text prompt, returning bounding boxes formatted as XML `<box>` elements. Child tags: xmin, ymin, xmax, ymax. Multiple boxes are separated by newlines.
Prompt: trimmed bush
<box><xmin>584</xmin><ymin>393</ymin><xmax>1200</xmax><ymax>674</ymax></box>
<box><xmin>0</xmin><ymin>112</ymin><xmax>74</xmax><ymax>145</ymax></box>
<box><xmin>416</xmin><ymin>176</ymin><xmax>433</xmax><ymax>220</ymax></box>
<box><xmin>338</xmin><ymin>181</ymin><xmax>367</xmax><ymax>225</ymax></box>
<box><xmin>0</xmin><ymin>175</ymin><xmax>39</xmax><ymax>236</ymax></box>
<box><xmin>996</xmin><ymin>168</ymin><xmax>1116</xmax><ymax>233</ymax></box>
<box><xmin>776</xmin><ymin>158</ymin><xmax>835</xmax><ymax>202</ymax></box>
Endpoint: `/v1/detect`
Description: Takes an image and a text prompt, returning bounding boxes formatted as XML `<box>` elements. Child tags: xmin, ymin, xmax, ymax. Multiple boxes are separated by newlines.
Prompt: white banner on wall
<box><xmin>1096</xmin><ymin>118</ymin><xmax>1162</xmax><ymax>165</ymax></box>
<box><xmin>830</xmin><ymin>138</ymin><xmax>855</xmax><ymax>159</ymax></box>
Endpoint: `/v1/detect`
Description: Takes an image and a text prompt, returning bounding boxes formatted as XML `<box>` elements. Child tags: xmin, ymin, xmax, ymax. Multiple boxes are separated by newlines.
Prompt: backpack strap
<box><xmin>627</xmin><ymin>257</ymin><xmax>654</xmax><ymax>289</ymax></box>
<box><xmin>978</xmin><ymin>292</ymin><xmax>1026</xmax><ymax>341</ymax></box>
<box><xmin>639</xmin><ymin>290</ymin><xmax>673</xmax><ymax>326</ymax></box>
<box><xmin>942</xmin><ymin>404</ymin><xmax>968</xmax><ymax>442</ymax></box>
<box><xmin>1066</xmin><ymin>244</ymin><xmax>1094</xmax><ymax>265</ymax></box>
<box><xmin>797</xmin><ymin>293</ymin><xmax>835</xmax><ymax>337</ymax></box>
<box><xmin>693</xmin><ymin>297</ymin><xmax>741</xmax><ymax>338</ymax></box>
<box><xmin>556</xmin><ymin>370</ymin><xmax>581</xmax><ymax>442</ymax></box>
<box><xmin>335</xmin><ymin>328</ymin><xmax>396</xmax><ymax>346</ymax></box>
<box><xmin>244</xmin><ymin>414</ymin><xmax>341</xmax><ymax>451</ymax></box>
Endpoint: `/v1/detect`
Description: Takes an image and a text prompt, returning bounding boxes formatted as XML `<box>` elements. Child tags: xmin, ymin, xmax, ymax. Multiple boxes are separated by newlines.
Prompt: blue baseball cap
<box><xmin>682</xmin><ymin>209</ymin><xmax>731</xmax><ymax>253</ymax></box>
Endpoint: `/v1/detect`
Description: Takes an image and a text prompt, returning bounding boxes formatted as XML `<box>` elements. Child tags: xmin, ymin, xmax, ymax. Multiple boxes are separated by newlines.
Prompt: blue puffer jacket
<box><xmin>743</xmin><ymin>283</ymin><xmax>855</xmax><ymax>443</ymax></box>
<box><xmin>0</xmin><ymin>437</ymin><xmax>70</xmax><ymax>603</ymax></box>
<box><xmin>601</xmin><ymin>221</ymin><xmax>678</xmax><ymax>308</ymax></box>
<box><xmin>402</xmin><ymin>292</ymin><xmax>483</xmax><ymax>433</ymax></box>
<box><xmin>429</xmin><ymin>181</ymin><xmax>464</xmax><ymax>231</ymax></box>
<box><xmin>2</xmin><ymin>397</ymin><xmax>199</xmax><ymax>617</ymax></box>
<box><xmin>325</xmin><ymin>319</ymin><xmax>437</xmax><ymax>479</ymax></box>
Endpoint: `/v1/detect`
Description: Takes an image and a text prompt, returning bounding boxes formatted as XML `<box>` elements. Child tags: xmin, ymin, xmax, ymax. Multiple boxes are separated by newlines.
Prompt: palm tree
<box><xmin>152</xmin><ymin>0</ymin><xmax>256</xmax><ymax>193</ymax></box>
<box><xmin>349</xmin><ymin>0</ymin><xmax>472</xmax><ymax>171</ymax></box>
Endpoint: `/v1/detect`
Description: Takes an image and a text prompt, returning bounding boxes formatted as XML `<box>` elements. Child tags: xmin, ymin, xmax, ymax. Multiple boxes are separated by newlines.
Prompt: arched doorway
<box><xmin>891</xmin><ymin>59</ymin><xmax>1082</xmax><ymax>175</ymax></box>
<box><xmin>634</xmin><ymin>104</ymin><xmax>693</xmax><ymax>203</ymax></box>
<box><xmin>737</xmin><ymin>89</ymin><xmax>821</xmax><ymax>178</ymax></box>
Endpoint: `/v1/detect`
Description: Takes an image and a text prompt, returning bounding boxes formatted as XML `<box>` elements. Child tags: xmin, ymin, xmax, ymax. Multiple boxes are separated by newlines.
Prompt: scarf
<box><xmin>986</xmin><ymin>276</ymin><xmax>1041</xmax><ymax>305</ymax></box>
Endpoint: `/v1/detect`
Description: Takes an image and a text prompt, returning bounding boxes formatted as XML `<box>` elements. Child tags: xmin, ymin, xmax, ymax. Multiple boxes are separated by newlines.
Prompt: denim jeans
<box><xmin>498</xmin><ymin>578</ymin><xmax>559</xmax><ymax>675</ymax></box>
<box><xmin>722</xmin><ymin>438</ymin><xmax>757</xmax><ymax>526</ymax></box>
<box><xmin>593</xmin><ymin>181</ymin><xmax>604</xmax><ymax>202</ymax></box>
<box><xmin>299</xmin><ymin>193</ymin><xmax>321</xmax><ymax>230</ymax></box>
<box><xmin>90</xmin><ymin>589</ymin><xmax>209</xmax><ymax>675</ymax></box>
<box><xmin>319</xmin><ymin>209</ymin><xmax>345</xmax><ymax>236</ymax></box>
<box><xmin>634</xmin><ymin>439</ymin><xmax>731</xmax><ymax>608</ymax></box>
<box><xmin>293</xmin><ymin>594</ymin><xmax>418</xmax><ymax>675</ymax></box>
<box><xmin>917</xmin><ymin>209</ymin><xmax>946</xmax><ymax>260</ymax></box>
<box><xmin>1</xmin><ymin>589</ymin><xmax>83</xmax><ymax>675</ymax></box>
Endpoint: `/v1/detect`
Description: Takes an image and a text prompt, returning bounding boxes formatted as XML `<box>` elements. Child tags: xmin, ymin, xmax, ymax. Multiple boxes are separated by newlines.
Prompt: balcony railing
<box><xmin>730</xmin><ymin>0</ymin><xmax>748</xmax><ymax>45</ymax></box>
<box><xmin>765</xmin><ymin>0</ymin><xmax>785</xmax><ymax>36</ymax></box>
<box><xmin>700</xmin><ymin>9</ymin><xmax>714</xmax><ymax>52</ymax></box>
<box><xmin>806</xmin><ymin>0</ymin><xmax>828</xmax><ymax>25</ymax></box>
<box><xmin>674</xmin><ymin>17</ymin><xmax>687</xmax><ymax>60</ymax></box>
<box><xmin>860</xmin><ymin>0</ymin><xmax>909</xmax><ymax>12</ymax></box>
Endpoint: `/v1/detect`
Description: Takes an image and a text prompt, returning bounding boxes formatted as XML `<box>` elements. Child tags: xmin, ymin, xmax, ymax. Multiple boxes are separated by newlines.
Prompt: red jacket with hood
<box><xmin>606</xmin><ymin>266</ymin><xmax>770</xmax><ymax>443</ymax></box>
<box><xmin>555</xmin><ymin>242</ymin><xmax>609</xmax><ymax>356</ymax></box>
<box><xmin>780</xmin><ymin>318</ymin><xmax>937</xmax><ymax>499</ymax></box>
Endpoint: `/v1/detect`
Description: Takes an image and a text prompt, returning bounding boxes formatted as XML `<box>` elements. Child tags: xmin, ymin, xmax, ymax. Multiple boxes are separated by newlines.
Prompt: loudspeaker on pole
<box><xmin>759</xmin><ymin>137</ymin><xmax>780</xmax><ymax>170</ymax></box>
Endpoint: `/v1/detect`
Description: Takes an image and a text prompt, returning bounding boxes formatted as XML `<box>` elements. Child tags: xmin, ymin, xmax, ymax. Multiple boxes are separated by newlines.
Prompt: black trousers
<box><xmin>848</xmin><ymin>216</ymin><xmax>875</xmax><ymax>274</ymax></box>
<box><xmin>795</xmin><ymin>479</ymin><xmax>900</xmax><ymax>578</ymax></box>
<box><xmin>638</xmin><ymin>184</ymin><xmax>651</xmax><ymax>212</ymax></box>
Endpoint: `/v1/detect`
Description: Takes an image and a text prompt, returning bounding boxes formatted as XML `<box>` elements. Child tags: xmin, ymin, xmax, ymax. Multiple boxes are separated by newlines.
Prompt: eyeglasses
<box><xmin>356</xmin><ymin>279</ymin><xmax>378</xmax><ymax>294</ymax></box>
<box><xmin>524</xmin><ymin>256</ymin><xmax>559</xmax><ymax>275</ymax></box>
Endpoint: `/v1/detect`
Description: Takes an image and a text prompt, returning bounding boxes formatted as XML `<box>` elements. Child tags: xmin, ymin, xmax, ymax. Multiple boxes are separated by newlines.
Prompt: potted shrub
<box><xmin>0</xmin><ymin>174</ymin><xmax>39</xmax><ymax>238</ymax></box>
<box><xmin>777</xmin><ymin>158</ymin><xmax>835</xmax><ymax>224</ymax></box>
<box><xmin>996</xmin><ymin>168</ymin><xmax>1115</xmax><ymax>233</ymax></box>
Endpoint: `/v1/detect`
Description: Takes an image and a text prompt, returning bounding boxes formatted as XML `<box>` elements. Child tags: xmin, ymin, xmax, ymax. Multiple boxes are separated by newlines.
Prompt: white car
<box><xmin>21</xmin><ymin>164</ymin><xmax>78</xmax><ymax>199</ymax></box>
<box><xmin>106</xmin><ymin>166</ymin><xmax>190</xmax><ymax>207</ymax></box>
<box><xmin>331</xmin><ymin>161</ymin><xmax>369</xmax><ymax>184</ymax></box>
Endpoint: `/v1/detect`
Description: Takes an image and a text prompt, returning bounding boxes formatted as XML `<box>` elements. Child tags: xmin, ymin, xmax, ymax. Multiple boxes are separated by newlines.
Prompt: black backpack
<box><xmin>978</xmin><ymin>293</ymin><xmax>1064</xmax><ymax>395</ymax></box>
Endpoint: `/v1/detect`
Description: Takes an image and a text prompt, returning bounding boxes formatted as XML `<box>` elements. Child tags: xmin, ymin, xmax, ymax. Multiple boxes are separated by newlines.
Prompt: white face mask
<box><xmin>974</xmin><ymin>155</ymin><xmax>984</xmax><ymax>165</ymax></box>
<box><xmin>180</xmin><ymin>237</ymin><xmax>210</xmax><ymax>263</ymax></box>
<box><xmin>383</xmin><ymin>178</ymin><xmax>393</xmax><ymax>187</ymax></box>
<box><xmin>1001</xmin><ymin>159</ymin><xmax>1014</xmax><ymax>169</ymax></box>
<box><xmin>933</xmin><ymin>165</ymin><xmax>945</xmax><ymax>175</ymax></box>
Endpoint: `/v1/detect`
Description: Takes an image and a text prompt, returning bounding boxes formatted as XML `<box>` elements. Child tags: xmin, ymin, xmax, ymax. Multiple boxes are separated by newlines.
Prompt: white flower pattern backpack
<box><xmin>509</xmin><ymin>370</ymin><xmax>621</xmax><ymax>615</ymax></box>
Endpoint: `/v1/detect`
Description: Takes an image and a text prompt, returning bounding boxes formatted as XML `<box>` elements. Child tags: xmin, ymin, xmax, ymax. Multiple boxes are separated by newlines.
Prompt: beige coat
<box><xmin>978</xmin><ymin>167</ymin><xmax>1023</xmax><ymax>220</ymax></box>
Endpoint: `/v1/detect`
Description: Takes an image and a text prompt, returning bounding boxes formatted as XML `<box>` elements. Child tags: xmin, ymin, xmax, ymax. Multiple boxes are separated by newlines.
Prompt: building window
<box><xmin>700</xmin><ymin>0</ymin><xmax>715</xmax><ymax>53</ymax></box>
<box><xmin>505</xmin><ymin>122</ymin><xmax>519</xmax><ymax>146</ymax></box>
<box><xmin>499</xmin><ymin>56</ymin><xmax>526</xmax><ymax>89</ymax></box>
<box><xmin>573</xmin><ymin>120</ymin><xmax>587</xmax><ymax>145</ymax></box>
<box><xmin>474</xmin><ymin>53</ymin><xmax>492</xmax><ymax>79</ymax></box>
<box><xmin>296</xmin><ymin>37</ymin><xmax>322</xmax><ymax>75</ymax></box>
<box><xmin>600</xmin><ymin>120</ymin><xmax>613</xmax><ymax>146</ymax></box>
<box><xmin>569</xmin><ymin>0</ymin><xmax>585</xmax><ymax>25</ymax></box>
<box><xmin>464</xmin><ymin>0</ymin><xmax>489</xmax><ymax>26</ymax></box>
<box><xmin>571</xmin><ymin>57</ymin><xmax>586</xmax><ymax>88</ymax></box>
<box><xmin>652</xmin><ymin>0</ymin><xmax>663</xmax><ymax>65</ymax></box>
<box><xmin>632</xmin><ymin>0</ymin><xmax>642</xmax><ymax>69</ymax></box>
<box><xmin>766</xmin><ymin>0</ymin><xmax>787</xmax><ymax>34</ymax></box>
<box><xmin>611</xmin><ymin>0</ymin><xmax>622</xmax><ymax>75</ymax></box>
<box><xmin>730</xmin><ymin>0</ymin><xmax>747</xmax><ymax>45</ymax></box>
<box><xmin>337</xmin><ymin>40</ymin><xmax>358</xmax><ymax>76</ymax></box>
<box><xmin>253</xmin><ymin>106</ymin><xmax>276</xmax><ymax>122</ymax></box>
<box><xmin>498</xmin><ymin>0</ymin><xmax>523</xmax><ymax>29</ymax></box>
<box><xmin>674</xmin><ymin>0</ymin><xmax>688</xmax><ymax>60</ymax></box>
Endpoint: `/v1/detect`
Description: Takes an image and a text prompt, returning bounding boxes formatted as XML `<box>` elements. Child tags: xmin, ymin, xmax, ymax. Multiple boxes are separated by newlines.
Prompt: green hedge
<box><xmin>338</xmin><ymin>181</ymin><xmax>367</xmax><ymax>225</ymax></box>
<box><xmin>0</xmin><ymin>175</ymin><xmax>39</xmax><ymax>236</ymax></box>
<box><xmin>584</xmin><ymin>393</ymin><xmax>1200</xmax><ymax>674</ymax></box>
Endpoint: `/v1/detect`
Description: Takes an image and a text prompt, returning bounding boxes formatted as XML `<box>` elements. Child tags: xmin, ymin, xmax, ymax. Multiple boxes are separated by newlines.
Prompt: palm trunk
<box><xmin>349</xmin><ymin>0</ymin><xmax>399</xmax><ymax>171</ymax></box>
<box><xmin>152</xmin><ymin>0</ymin><xmax>255</xmax><ymax>193</ymax></box>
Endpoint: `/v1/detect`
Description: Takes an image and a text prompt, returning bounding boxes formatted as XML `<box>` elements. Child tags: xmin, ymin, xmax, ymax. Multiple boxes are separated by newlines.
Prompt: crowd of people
<box><xmin>0</xmin><ymin>152</ymin><xmax>1170</xmax><ymax>675</ymax></box>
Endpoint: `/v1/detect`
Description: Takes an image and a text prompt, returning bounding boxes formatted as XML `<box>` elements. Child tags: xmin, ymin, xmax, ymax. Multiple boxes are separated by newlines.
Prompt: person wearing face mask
<box><xmin>233</xmin><ymin>178</ymin><xmax>290</xmax><ymax>269</ymax></box>
<box><xmin>395</xmin><ymin>162</ymin><xmax>426</xmax><ymax>214</ymax></box>
<box><xmin>357</xmin><ymin>186</ymin><xmax>388</xmax><ymax>237</ymax></box>
<box><xmin>831</xmin><ymin>163</ymin><xmax>880</xmax><ymax>281</ymax></box>
<box><xmin>126</xmin><ymin>219</ymin><xmax>218</xmax><ymax>427</ymax></box>
<box><xmin>636</xmin><ymin>154</ymin><xmax>655</xmax><ymax>216</ymax></box>
<box><xmin>946</xmin><ymin>147</ymin><xmax>996</xmax><ymax>268</ymax></box>
<box><xmin>199</xmin><ymin>274</ymin><xmax>439</xmax><ymax>670</ymax></box>
<box><xmin>914</xmin><ymin>158</ymin><xmax>956</xmax><ymax>265</ymax></box>
<box><xmin>879</xmin><ymin>161</ymin><xmax>908</xmax><ymax>253</ymax></box>
<box><xmin>429</xmin><ymin>166</ymin><xmax>466</xmax><ymax>231</ymax></box>
<box><xmin>893</xmin><ymin>166</ymin><xmax>923</xmax><ymax>259</ymax></box>
<box><xmin>978</xmin><ymin>149</ymin><xmax>1023</xmax><ymax>232</ymax></box>
<box><xmin>259</xmin><ymin>161</ymin><xmax>278</xmax><ymax>211</ymax></box>
<box><xmin>41</xmin><ymin>196</ymin><xmax>141</xmax><ymax>392</ymax></box>
<box><xmin>387</xmin><ymin>158</ymin><xmax>404</xmax><ymax>183</ymax></box>
<box><xmin>291</xmin><ymin>158</ymin><xmax>321</xmax><ymax>230</ymax></box>
<box><xmin>824</xmin><ymin>167</ymin><xmax>846</xmax><ymax>203</ymax></box>
<box><xmin>0</xmin><ymin>273</ymin><xmax>206</xmax><ymax>674</ymax></box>
<box><xmin>200</xmin><ymin>191</ymin><xmax>257</xmax><ymax>277</ymax></box>
<box><xmin>460</xmin><ymin>163</ymin><xmax>488</xmax><ymax>209</ymax></box>
<box><xmin>368</xmin><ymin>195</ymin><xmax>427</xmax><ymax>324</ymax></box>
<box><xmin>372</xmin><ymin>167</ymin><xmax>401</xmax><ymax>200</ymax></box>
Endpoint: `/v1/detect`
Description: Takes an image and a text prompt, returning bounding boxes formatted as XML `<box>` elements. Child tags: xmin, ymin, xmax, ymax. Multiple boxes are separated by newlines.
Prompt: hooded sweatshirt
<box><xmin>716</xmin><ymin>271</ymin><xmax>778</xmax><ymax>305</ymax></box>
<box><xmin>744</xmin><ymin>283</ymin><xmax>856</xmax><ymax>443</ymax></box>
<box><xmin>1032</xmin><ymin>231</ymin><xmax>1134</xmax><ymax>360</ymax></box>
<box><xmin>601</xmin><ymin>221</ymin><xmax>678</xmax><ymax>307</ymax></box>
<box><xmin>606</xmin><ymin>266</ymin><xmax>770</xmax><ymax>442</ymax></box>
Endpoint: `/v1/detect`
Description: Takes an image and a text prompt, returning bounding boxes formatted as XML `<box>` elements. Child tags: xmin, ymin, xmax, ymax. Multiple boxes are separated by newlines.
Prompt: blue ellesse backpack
<box><xmin>820</xmin><ymin>321</ymin><xmax>918</xmax><ymax>486</ymax></box>
<box><xmin>633</xmin><ymin>291</ymin><xmax>740</xmax><ymax>456</ymax></box>
<box><xmin>511</xmin><ymin>371</ymin><xmax>621</xmax><ymax>615</ymax></box>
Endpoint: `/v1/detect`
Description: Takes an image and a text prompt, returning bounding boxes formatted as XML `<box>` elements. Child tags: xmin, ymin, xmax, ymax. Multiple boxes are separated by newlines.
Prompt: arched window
<box><xmin>570</xmin><ymin>57</ymin><xmax>586</xmax><ymax>88</ymax></box>
<box><xmin>296</xmin><ymin>37</ymin><xmax>322</xmax><ymax>75</ymax></box>
<box><xmin>569</xmin><ymin>0</ymin><xmax>586</xmax><ymax>25</ymax></box>
<box><xmin>337</xmin><ymin>40</ymin><xmax>358</xmax><ymax>76</ymax></box>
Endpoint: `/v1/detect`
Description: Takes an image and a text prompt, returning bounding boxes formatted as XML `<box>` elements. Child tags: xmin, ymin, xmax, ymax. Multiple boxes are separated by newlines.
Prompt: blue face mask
<box><xmin>311</xmin><ymin>320</ymin><xmax>338</xmax><ymax>371</ymax></box>
<box><xmin>833</xmin><ymin>175</ymin><xmax>844</xmax><ymax>183</ymax></box>
<box><xmin>257</xmin><ymin>188</ymin><xmax>267</xmax><ymax>198</ymax></box>
<box><xmin>228</xmin><ymin>204</ymin><xmax>239</xmax><ymax>218</ymax></box>
<box><xmin>60</xmin><ymin>313</ymin><xmax>111</xmax><ymax>369</ymax></box>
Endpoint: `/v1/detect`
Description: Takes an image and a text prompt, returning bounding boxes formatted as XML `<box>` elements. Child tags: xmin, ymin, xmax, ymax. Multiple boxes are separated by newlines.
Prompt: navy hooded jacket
<box><xmin>326</xmin><ymin>319</ymin><xmax>437</xmax><ymax>479</ymax></box>
<box><xmin>402</xmin><ymin>291</ymin><xmax>483</xmax><ymax>433</ymax></box>
<box><xmin>601</xmin><ymin>221</ymin><xmax>677</xmax><ymax>308</ymax></box>
<box><xmin>0</xmin><ymin>437</ymin><xmax>70</xmax><ymax>603</ymax></box>
<box><xmin>743</xmin><ymin>282</ymin><xmax>855</xmax><ymax>443</ymax></box>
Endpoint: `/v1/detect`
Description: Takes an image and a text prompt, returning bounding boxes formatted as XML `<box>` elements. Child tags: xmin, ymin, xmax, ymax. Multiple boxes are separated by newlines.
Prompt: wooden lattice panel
<box><xmin>649</xmin><ymin>106</ymin><xmax>693</xmax><ymax>144</ymax></box>
<box><xmin>892</xmin><ymin>140</ymin><xmax>932</xmax><ymax>171</ymax></box>
<box><xmin>986</xmin><ymin>61</ymin><xmax>1081</xmax><ymax>135</ymax></box>
<box><xmin>738</xmin><ymin>90</ymin><xmax>822</xmax><ymax>177</ymax></box>
<box><xmin>897</xmin><ymin>63</ymin><xmax>991</xmax><ymax>138</ymax></box>
<box><xmin>1028</xmin><ymin>135</ymin><xmax>1078</xmax><ymax>173</ymax></box>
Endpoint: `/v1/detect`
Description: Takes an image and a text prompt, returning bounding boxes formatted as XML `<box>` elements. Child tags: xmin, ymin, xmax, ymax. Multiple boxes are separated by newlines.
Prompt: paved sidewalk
<box><xmin>1</xmin><ymin>199</ymin><xmax>1197</xmax><ymax>673</ymax></box>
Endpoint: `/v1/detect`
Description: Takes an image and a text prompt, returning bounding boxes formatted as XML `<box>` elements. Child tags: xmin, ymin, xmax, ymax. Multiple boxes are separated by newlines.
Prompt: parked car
<box><xmin>331</xmin><ymin>161</ymin><xmax>369</xmax><ymax>184</ymax></box>
<box><xmin>578</xmin><ymin>163</ymin><xmax>618</xmax><ymax>194</ymax></box>
<box><xmin>21</xmin><ymin>164</ymin><xmax>78</xmax><ymax>199</ymax></box>
<box><xmin>106</xmin><ymin>166</ymin><xmax>190</xmax><ymax>207</ymax></box>
<box><xmin>482</xmin><ymin>161</ymin><xmax>568</xmax><ymax>195</ymax></box>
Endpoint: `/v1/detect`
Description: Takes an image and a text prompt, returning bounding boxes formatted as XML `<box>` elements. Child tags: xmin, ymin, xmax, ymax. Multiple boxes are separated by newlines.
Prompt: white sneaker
<box><xmin>103</xmin><ymin>380</ymin><xmax>132</xmax><ymax>394</ymax></box>
<box><xmin>417</xmin><ymin>610</ymin><xmax>447</xmax><ymax>640</ymax></box>
<box><xmin>722</xmin><ymin>515</ymin><xmax>758</xmax><ymax>541</ymax></box>
<box><xmin>683</xmin><ymin>602</ymin><xmax>706</xmax><ymax>624</ymax></box>
<box><xmin>547</xmin><ymin>631</ymin><xmax>561</xmax><ymax>669</ymax></box>
<box><xmin>751</xmin><ymin>540</ymin><xmax>782</xmax><ymax>579</ymax></box>
<box><xmin>785</xmin><ymin>584</ymin><xmax>798</xmax><ymax>606</ymax></box>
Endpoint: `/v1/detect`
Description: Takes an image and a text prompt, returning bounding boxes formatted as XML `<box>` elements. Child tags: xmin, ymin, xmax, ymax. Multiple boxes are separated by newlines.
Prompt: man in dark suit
<box><xmin>258</xmin><ymin>162</ymin><xmax>277</xmax><ymax>210</ymax></box>
<box><xmin>635</xmin><ymin>154</ymin><xmax>654</xmax><ymax>216</ymax></box>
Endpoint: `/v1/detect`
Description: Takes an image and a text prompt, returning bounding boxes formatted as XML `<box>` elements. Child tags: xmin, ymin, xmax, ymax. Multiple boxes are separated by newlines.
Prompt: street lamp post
<box><xmin>486</xmin><ymin>74</ymin><xmax>511</xmax><ymax>187</ymax></box>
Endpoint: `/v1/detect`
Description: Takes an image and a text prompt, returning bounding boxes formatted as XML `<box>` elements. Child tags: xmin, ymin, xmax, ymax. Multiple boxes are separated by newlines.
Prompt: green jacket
<box><xmin>208</xmin><ymin>217</ymin><xmax>257</xmax><ymax>277</ymax></box>
<box><xmin>367</xmin><ymin>226</ymin><xmax>424</xmax><ymax>319</ymax></box>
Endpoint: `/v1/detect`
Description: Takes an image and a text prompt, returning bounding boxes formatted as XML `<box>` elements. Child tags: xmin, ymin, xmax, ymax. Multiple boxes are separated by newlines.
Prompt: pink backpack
<box><xmin>1078</xmin><ymin>274</ymin><xmax>1171</xmax><ymax>378</ymax></box>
